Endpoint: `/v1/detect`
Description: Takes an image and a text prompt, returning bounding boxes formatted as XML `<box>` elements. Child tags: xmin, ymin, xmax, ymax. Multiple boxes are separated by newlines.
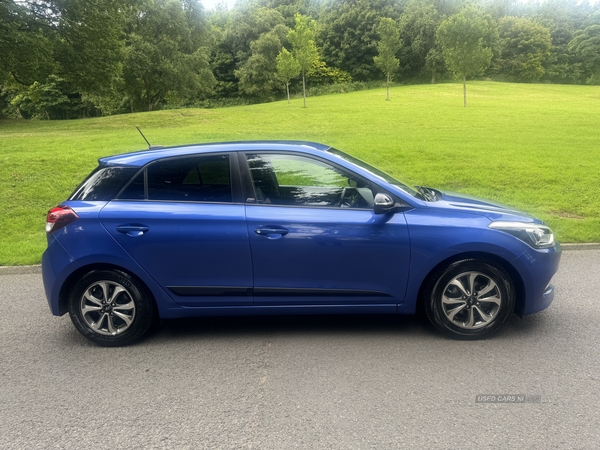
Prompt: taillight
<box><xmin>46</xmin><ymin>206</ymin><xmax>79</xmax><ymax>234</ymax></box>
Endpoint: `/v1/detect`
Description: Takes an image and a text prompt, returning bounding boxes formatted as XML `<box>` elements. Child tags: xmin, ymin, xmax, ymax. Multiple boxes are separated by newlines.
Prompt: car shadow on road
<box><xmin>152</xmin><ymin>314</ymin><xmax>435</xmax><ymax>343</ymax></box>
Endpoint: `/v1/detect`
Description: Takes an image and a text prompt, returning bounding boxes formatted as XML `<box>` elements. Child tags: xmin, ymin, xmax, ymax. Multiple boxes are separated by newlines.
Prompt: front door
<box><xmin>243</xmin><ymin>152</ymin><xmax>410</xmax><ymax>306</ymax></box>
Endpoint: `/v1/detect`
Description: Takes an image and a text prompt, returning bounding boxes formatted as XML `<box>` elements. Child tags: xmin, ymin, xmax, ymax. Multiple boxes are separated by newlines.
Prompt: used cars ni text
<box><xmin>42</xmin><ymin>141</ymin><xmax>561</xmax><ymax>346</ymax></box>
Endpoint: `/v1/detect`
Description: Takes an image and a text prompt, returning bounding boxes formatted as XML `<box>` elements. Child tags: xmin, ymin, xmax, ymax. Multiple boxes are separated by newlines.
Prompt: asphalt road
<box><xmin>1</xmin><ymin>249</ymin><xmax>599</xmax><ymax>449</ymax></box>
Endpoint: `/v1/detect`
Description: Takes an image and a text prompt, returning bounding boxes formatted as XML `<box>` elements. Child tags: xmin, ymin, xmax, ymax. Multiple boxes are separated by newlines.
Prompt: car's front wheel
<box><xmin>424</xmin><ymin>259</ymin><xmax>515</xmax><ymax>339</ymax></box>
<box><xmin>68</xmin><ymin>270</ymin><xmax>156</xmax><ymax>346</ymax></box>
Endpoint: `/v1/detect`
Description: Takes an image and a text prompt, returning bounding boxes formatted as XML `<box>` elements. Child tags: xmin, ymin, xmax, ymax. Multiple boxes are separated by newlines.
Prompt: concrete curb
<box><xmin>559</xmin><ymin>243</ymin><xmax>600</xmax><ymax>250</ymax></box>
<box><xmin>0</xmin><ymin>265</ymin><xmax>42</xmax><ymax>275</ymax></box>
<box><xmin>1</xmin><ymin>243</ymin><xmax>598</xmax><ymax>276</ymax></box>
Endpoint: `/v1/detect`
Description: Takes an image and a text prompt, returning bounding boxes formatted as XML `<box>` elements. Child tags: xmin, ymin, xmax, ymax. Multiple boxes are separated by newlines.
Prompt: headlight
<box><xmin>489</xmin><ymin>221</ymin><xmax>555</xmax><ymax>249</ymax></box>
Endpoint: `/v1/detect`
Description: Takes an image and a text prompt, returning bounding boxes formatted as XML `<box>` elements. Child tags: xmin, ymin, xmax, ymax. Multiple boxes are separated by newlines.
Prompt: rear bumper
<box><xmin>42</xmin><ymin>236</ymin><xmax>78</xmax><ymax>316</ymax></box>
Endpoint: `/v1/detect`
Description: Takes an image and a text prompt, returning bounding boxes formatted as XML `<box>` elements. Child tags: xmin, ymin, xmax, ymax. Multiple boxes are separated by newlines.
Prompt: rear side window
<box><xmin>70</xmin><ymin>167</ymin><xmax>138</xmax><ymax>201</ymax></box>
<box><xmin>118</xmin><ymin>154</ymin><xmax>232</xmax><ymax>203</ymax></box>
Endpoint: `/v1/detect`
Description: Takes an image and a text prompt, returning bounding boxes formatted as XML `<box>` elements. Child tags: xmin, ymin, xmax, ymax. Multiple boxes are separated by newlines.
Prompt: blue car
<box><xmin>42</xmin><ymin>141</ymin><xmax>561</xmax><ymax>346</ymax></box>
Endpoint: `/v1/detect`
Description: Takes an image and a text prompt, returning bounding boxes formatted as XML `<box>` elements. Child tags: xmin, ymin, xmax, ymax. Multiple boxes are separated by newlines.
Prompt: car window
<box><xmin>246</xmin><ymin>153</ymin><xmax>374</xmax><ymax>208</ymax></box>
<box><xmin>70</xmin><ymin>167</ymin><xmax>139</xmax><ymax>201</ymax></box>
<box><xmin>119</xmin><ymin>154</ymin><xmax>232</xmax><ymax>203</ymax></box>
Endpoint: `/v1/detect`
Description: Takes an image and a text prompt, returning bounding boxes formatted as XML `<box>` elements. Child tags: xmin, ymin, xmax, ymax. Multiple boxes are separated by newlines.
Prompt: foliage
<box><xmin>424</xmin><ymin>46</ymin><xmax>447</xmax><ymax>83</ymax></box>
<box><xmin>308</xmin><ymin>59</ymin><xmax>353</xmax><ymax>85</ymax></box>
<box><xmin>496</xmin><ymin>17</ymin><xmax>552</xmax><ymax>82</ymax></box>
<box><xmin>53</xmin><ymin>0</ymin><xmax>126</xmax><ymax>97</ymax></box>
<box><xmin>374</xmin><ymin>18</ymin><xmax>402</xmax><ymax>100</ymax></box>
<box><xmin>9</xmin><ymin>75</ymin><xmax>95</xmax><ymax>119</ymax></box>
<box><xmin>122</xmin><ymin>0</ymin><xmax>214</xmax><ymax>111</ymax></box>
<box><xmin>569</xmin><ymin>24</ymin><xmax>600</xmax><ymax>84</ymax></box>
<box><xmin>3</xmin><ymin>0</ymin><xmax>600</xmax><ymax>117</ymax></box>
<box><xmin>0</xmin><ymin>0</ymin><xmax>54</xmax><ymax>87</ymax></box>
<box><xmin>287</xmin><ymin>13</ymin><xmax>319</xmax><ymax>107</ymax></box>
<box><xmin>437</xmin><ymin>5</ymin><xmax>498</xmax><ymax>106</ymax></box>
<box><xmin>276</xmin><ymin>48</ymin><xmax>301</xmax><ymax>102</ymax></box>
<box><xmin>542</xmin><ymin>23</ymin><xmax>581</xmax><ymax>84</ymax></box>
<box><xmin>305</xmin><ymin>80</ymin><xmax>381</xmax><ymax>96</ymax></box>
<box><xmin>318</xmin><ymin>0</ymin><xmax>399</xmax><ymax>81</ymax></box>
<box><xmin>224</xmin><ymin>6</ymin><xmax>287</xmax><ymax>65</ymax></box>
<box><xmin>235</xmin><ymin>24</ymin><xmax>290</xmax><ymax>102</ymax></box>
<box><xmin>398</xmin><ymin>0</ymin><xmax>443</xmax><ymax>80</ymax></box>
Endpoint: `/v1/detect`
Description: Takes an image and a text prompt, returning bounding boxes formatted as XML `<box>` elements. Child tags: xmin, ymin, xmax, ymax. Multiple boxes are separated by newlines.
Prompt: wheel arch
<box><xmin>57</xmin><ymin>263</ymin><xmax>158</xmax><ymax>316</ymax></box>
<box><xmin>415</xmin><ymin>251</ymin><xmax>526</xmax><ymax>316</ymax></box>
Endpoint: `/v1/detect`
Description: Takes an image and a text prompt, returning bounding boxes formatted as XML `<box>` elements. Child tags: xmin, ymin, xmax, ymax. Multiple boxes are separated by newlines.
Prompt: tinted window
<box><xmin>145</xmin><ymin>155</ymin><xmax>232</xmax><ymax>202</ymax></box>
<box><xmin>326</xmin><ymin>147</ymin><xmax>421</xmax><ymax>198</ymax></box>
<box><xmin>70</xmin><ymin>167</ymin><xmax>138</xmax><ymax>201</ymax></box>
<box><xmin>246</xmin><ymin>153</ymin><xmax>374</xmax><ymax>208</ymax></box>
<box><xmin>118</xmin><ymin>171</ymin><xmax>145</xmax><ymax>200</ymax></box>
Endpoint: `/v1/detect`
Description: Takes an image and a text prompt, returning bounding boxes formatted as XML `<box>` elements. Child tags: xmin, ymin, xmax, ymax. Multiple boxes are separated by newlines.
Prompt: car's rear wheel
<box><xmin>424</xmin><ymin>259</ymin><xmax>515</xmax><ymax>339</ymax></box>
<box><xmin>68</xmin><ymin>270</ymin><xmax>156</xmax><ymax>347</ymax></box>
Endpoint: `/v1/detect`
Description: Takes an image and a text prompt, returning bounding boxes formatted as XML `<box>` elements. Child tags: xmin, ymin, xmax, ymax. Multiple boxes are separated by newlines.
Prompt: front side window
<box><xmin>326</xmin><ymin>147</ymin><xmax>422</xmax><ymax>198</ymax></box>
<box><xmin>118</xmin><ymin>154</ymin><xmax>232</xmax><ymax>202</ymax></box>
<box><xmin>246</xmin><ymin>153</ymin><xmax>374</xmax><ymax>208</ymax></box>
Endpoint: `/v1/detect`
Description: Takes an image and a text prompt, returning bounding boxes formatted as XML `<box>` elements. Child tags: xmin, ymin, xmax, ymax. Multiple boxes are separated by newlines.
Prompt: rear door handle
<box><xmin>116</xmin><ymin>225</ymin><xmax>149</xmax><ymax>237</ymax></box>
<box><xmin>254</xmin><ymin>226</ymin><xmax>289</xmax><ymax>238</ymax></box>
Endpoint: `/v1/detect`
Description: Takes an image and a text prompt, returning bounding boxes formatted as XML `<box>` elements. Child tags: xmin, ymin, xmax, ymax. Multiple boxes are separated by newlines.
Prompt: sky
<box><xmin>201</xmin><ymin>0</ymin><xmax>238</xmax><ymax>11</ymax></box>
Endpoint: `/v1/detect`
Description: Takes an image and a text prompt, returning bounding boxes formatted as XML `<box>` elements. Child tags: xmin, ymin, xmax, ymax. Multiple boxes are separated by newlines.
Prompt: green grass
<box><xmin>1</xmin><ymin>81</ymin><xmax>599</xmax><ymax>265</ymax></box>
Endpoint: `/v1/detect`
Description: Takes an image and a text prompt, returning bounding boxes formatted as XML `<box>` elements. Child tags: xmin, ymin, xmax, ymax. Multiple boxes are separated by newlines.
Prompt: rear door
<box><xmin>99</xmin><ymin>152</ymin><xmax>253</xmax><ymax>307</ymax></box>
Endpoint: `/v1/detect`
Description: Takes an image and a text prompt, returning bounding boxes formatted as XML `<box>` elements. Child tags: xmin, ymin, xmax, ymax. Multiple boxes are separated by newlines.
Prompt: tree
<box><xmin>424</xmin><ymin>45</ymin><xmax>447</xmax><ymax>83</ymax></box>
<box><xmin>436</xmin><ymin>5</ymin><xmax>498</xmax><ymax>107</ymax></box>
<box><xmin>122</xmin><ymin>0</ymin><xmax>214</xmax><ymax>111</ymax></box>
<box><xmin>374</xmin><ymin>18</ymin><xmax>401</xmax><ymax>100</ymax></box>
<box><xmin>318</xmin><ymin>0</ymin><xmax>399</xmax><ymax>82</ymax></box>
<box><xmin>569</xmin><ymin>24</ymin><xmax>600</xmax><ymax>84</ymax></box>
<box><xmin>276</xmin><ymin>48</ymin><xmax>301</xmax><ymax>103</ymax></box>
<box><xmin>53</xmin><ymin>0</ymin><xmax>126</xmax><ymax>98</ymax></box>
<box><xmin>0</xmin><ymin>0</ymin><xmax>54</xmax><ymax>87</ymax></box>
<box><xmin>235</xmin><ymin>24</ymin><xmax>290</xmax><ymax>102</ymax></box>
<box><xmin>398</xmin><ymin>0</ymin><xmax>443</xmax><ymax>80</ymax></box>
<box><xmin>8</xmin><ymin>75</ymin><xmax>90</xmax><ymax>120</ymax></box>
<box><xmin>287</xmin><ymin>13</ymin><xmax>318</xmax><ymax>108</ymax></box>
<box><xmin>497</xmin><ymin>17</ymin><xmax>552</xmax><ymax>82</ymax></box>
<box><xmin>208</xmin><ymin>5</ymin><xmax>286</xmax><ymax>99</ymax></box>
<box><xmin>538</xmin><ymin>21</ymin><xmax>580</xmax><ymax>84</ymax></box>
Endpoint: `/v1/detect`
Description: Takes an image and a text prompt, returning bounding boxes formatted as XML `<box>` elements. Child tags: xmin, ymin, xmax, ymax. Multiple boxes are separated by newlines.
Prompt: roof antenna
<box><xmin>136</xmin><ymin>127</ymin><xmax>164</xmax><ymax>150</ymax></box>
<box><xmin>136</xmin><ymin>126</ymin><xmax>151</xmax><ymax>148</ymax></box>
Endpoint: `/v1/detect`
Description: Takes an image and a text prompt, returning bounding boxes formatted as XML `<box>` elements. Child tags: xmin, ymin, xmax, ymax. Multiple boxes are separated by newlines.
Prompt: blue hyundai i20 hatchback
<box><xmin>42</xmin><ymin>141</ymin><xmax>561</xmax><ymax>346</ymax></box>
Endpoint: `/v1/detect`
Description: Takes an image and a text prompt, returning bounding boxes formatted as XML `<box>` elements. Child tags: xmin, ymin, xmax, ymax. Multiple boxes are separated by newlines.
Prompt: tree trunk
<box><xmin>386</xmin><ymin>73</ymin><xmax>390</xmax><ymax>101</ymax></box>
<box><xmin>463</xmin><ymin>74</ymin><xmax>467</xmax><ymax>108</ymax></box>
<box><xmin>286</xmin><ymin>82</ymin><xmax>290</xmax><ymax>104</ymax></box>
<box><xmin>302</xmin><ymin>71</ymin><xmax>306</xmax><ymax>108</ymax></box>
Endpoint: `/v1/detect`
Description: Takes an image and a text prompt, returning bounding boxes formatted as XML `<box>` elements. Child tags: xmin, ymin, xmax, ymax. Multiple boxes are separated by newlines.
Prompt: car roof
<box><xmin>98</xmin><ymin>141</ymin><xmax>332</xmax><ymax>167</ymax></box>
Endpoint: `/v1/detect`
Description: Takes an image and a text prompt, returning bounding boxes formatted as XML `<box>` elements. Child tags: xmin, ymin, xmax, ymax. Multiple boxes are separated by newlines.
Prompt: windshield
<box><xmin>326</xmin><ymin>148</ymin><xmax>422</xmax><ymax>198</ymax></box>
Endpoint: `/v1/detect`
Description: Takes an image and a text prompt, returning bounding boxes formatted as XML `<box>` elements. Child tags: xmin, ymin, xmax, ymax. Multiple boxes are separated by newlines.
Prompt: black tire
<box><xmin>424</xmin><ymin>259</ymin><xmax>515</xmax><ymax>340</ymax></box>
<box><xmin>68</xmin><ymin>270</ymin><xmax>156</xmax><ymax>347</ymax></box>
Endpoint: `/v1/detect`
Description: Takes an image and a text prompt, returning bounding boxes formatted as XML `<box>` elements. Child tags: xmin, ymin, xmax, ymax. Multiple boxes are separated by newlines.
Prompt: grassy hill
<box><xmin>1</xmin><ymin>81</ymin><xmax>599</xmax><ymax>265</ymax></box>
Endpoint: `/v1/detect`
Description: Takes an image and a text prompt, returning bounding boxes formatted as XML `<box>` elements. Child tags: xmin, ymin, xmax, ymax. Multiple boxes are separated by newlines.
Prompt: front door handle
<box><xmin>254</xmin><ymin>226</ymin><xmax>289</xmax><ymax>238</ymax></box>
<box><xmin>116</xmin><ymin>225</ymin><xmax>149</xmax><ymax>237</ymax></box>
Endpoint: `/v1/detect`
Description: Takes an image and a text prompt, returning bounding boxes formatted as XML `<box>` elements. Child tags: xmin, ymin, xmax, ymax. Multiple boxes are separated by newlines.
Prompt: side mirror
<box><xmin>374</xmin><ymin>193</ymin><xmax>396</xmax><ymax>214</ymax></box>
